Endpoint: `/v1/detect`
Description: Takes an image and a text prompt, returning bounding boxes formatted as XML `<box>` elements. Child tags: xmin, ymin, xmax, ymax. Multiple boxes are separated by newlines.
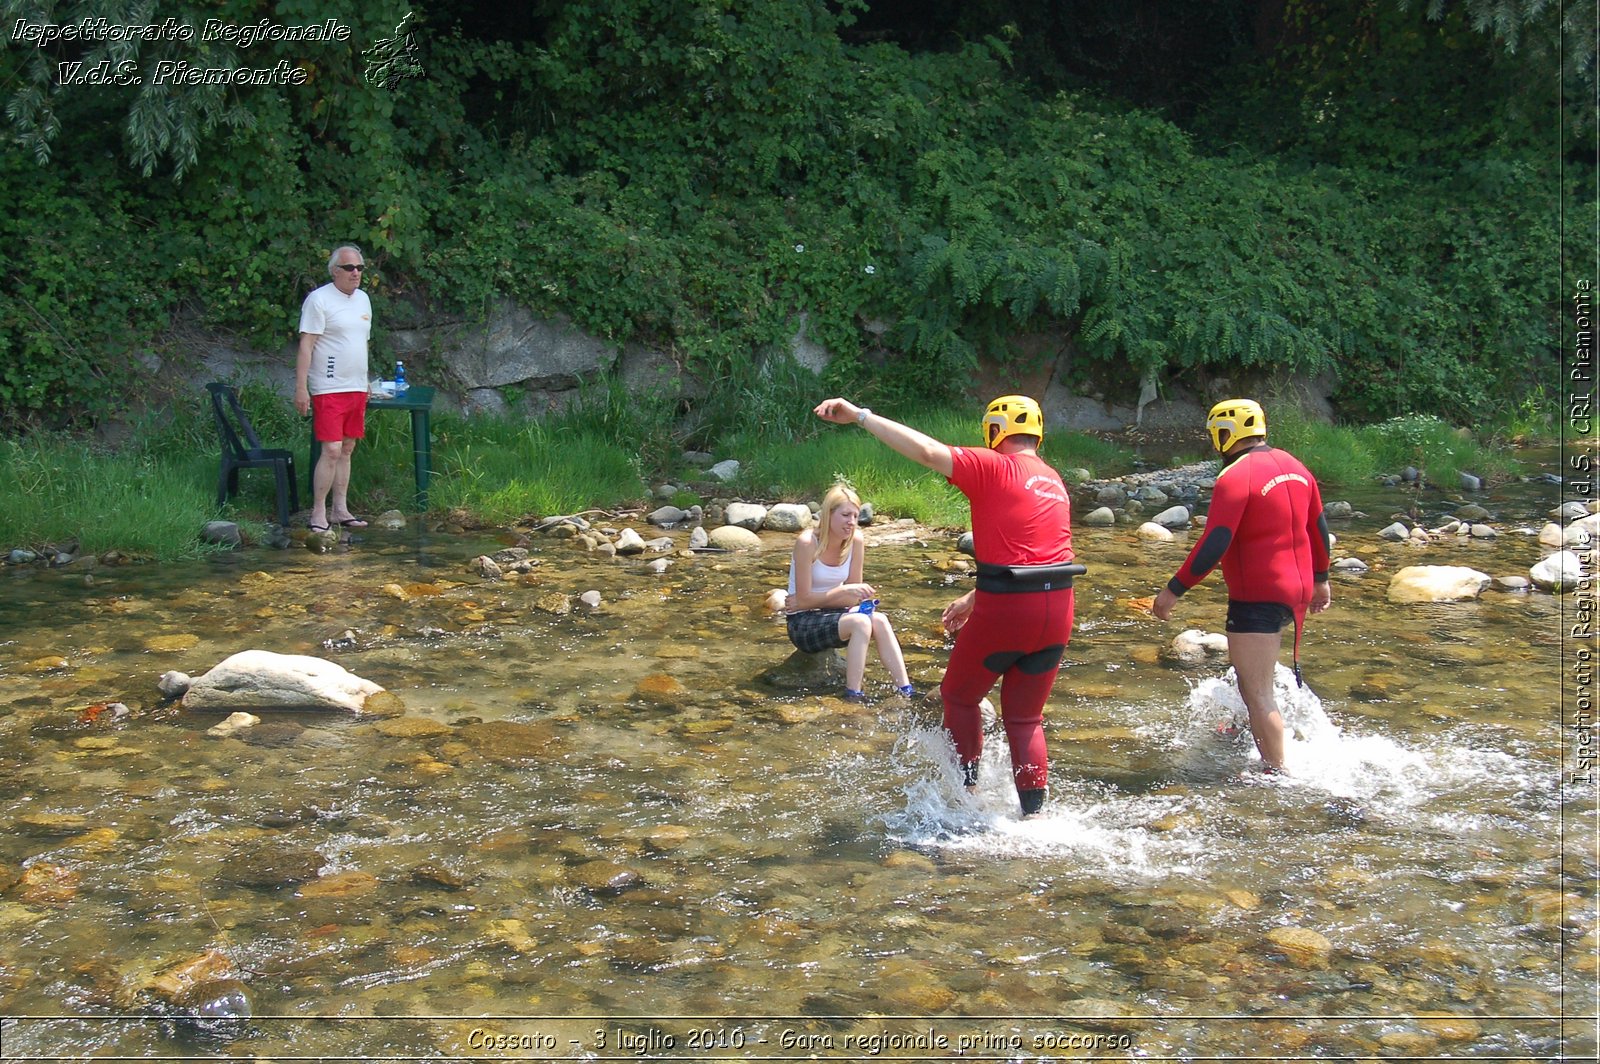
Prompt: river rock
<box><xmin>1081</xmin><ymin>506</ymin><xmax>1116</xmax><ymax>526</ymax></box>
<box><xmin>707</xmin><ymin>459</ymin><xmax>740</xmax><ymax>482</ymax></box>
<box><xmin>1096</xmin><ymin>484</ymin><xmax>1128</xmax><ymax>507</ymax></box>
<box><xmin>1322</xmin><ymin>500</ymin><xmax>1353</xmax><ymax>518</ymax></box>
<box><xmin>688</xmin><ymin>526</ymin><xmax>709</xmax><ymax>549</ymax></box>
<box><xmin>1386</xmin><ymin>565</ymin><xmax>1491</xmax><ymax>603</ymax></box>
<box><xmin>217</xmin><ymin>845</ymin><xmax>325</xmax><ymax>887</ymax></box>
<box><xmin>765</xmin><ymin>589</ymin><xmax>787</xmax><ymax>612</ymax></box>
<box><xmin>758</xmin><ymin>648</ymin><xmax>844</xmax><ymax>690</ymax></box>
<box><xmin>1131</xmin><ymin>485</ymin><xmax>1169</xmax><ymax>505</ymax></box>
<box><xmin>1150</xmin><ymin>505</ymin><xmax>1191</xmax><ymax>529</ymax></box>
<box><xmin>181</xmin><ymin>651</ymin><xmax>385</xmax><ymax>713</ymax></box>
<box><xmin>1540</xmin><ymin>522</ymin><xmax>1567</xmax><ymax>547</ymax></box>
<box><xmin>634</xmin><ymin>673</ymin><xmax>688</xmax><ymax>703</ymax></box>
<box><xmin>201</xmin><ymin>521</ymin><xmax>242</xmax><ymax>548</ymax></box>
<box><xmin>297</xmin><ymin>869</ymin><xmax>379</xmax><ymax>899</ymax></box>
<box><xmin>1531</xmin><ymin>550</ymin><xmax>1587</xmax><ymax>592</ymax></box>
<box><xmin>1265</xmin><ymin>926</ymin><xmax>1333</xmax><ymax>968</ymax></box>
<box><xmin>1171</xmin><ymin>629</ymin><xmax>1229</xmax><ymax>662</ymax></box>
<box><xmin>148</xmin><ymin>949</ymin><xmax>238</xmax><ymax>1004</ymax></box>
<box><xmin>1330</xmin><ymin>557</ymin><xmax>1369</xmax><ymax>573</ymax></box>
<box><xmin>724</xmin><ymin>502</ymin><xmax>767</xmax><ymax>531</ymax></box>
<box><xmin>1469</xmin><ymin>523</ymin><xmax>1496</xmax><ymax>539</ymax></box>
<box><xmin>1378</xmin><ymin>522</ymin><xmax>1410</xmax><ymax>541</ymax></box>
<box><xmin>304</xmin><ymin>526</ymin><xmax>339</xmax><ymax>553</ymax></box>
<box><xmin>373</xmin><ymin>509</ymin><xmax>407</xmax><ymax>530</ymax></box>
<box><xmin>708</xmin><ymin>525</ymin><xmax>762</xmax><ymax>550</ymax></box>
<box><xmin>614</xmin><ymin>528</ymin><xmax>646</xmax><ymax>555</ymax></box>
<box><xmin>572</xmin><ymin>859</ymin><xmax>642</xmax><ymax>895</ymax></box>
<box><xmin>1566</xmin><ymin>513</ymin><xmax>1600</xmax><ymax>547</ymax></box>
<box><xmin>764</xmin><ymin>503</ymin><xmax>813</xmax><ymax>532</ymax></box>
<box><xmin>1136</xmin><ymin>522</ymin><xmax>1174</xmax><ymax>541</ymax></box>
<box><xmin>158</xmin><ymin>670</ymin><xmax>193</xmax><ymax>699</ymax></box>
<box><xmin>579</xmin><ymin>590</ymin><xmax>603</xmax><ymax>610</ymax></box>
<box><xmin>174</xmin><ymin>977</ymin><xmax>253</xmax><ymax>1035</ymax></box>
<box><xmin>1459</xmin><ymin>472</ymin><xmax>1483</xmax><ymax>491</ymax></box>
<box><xmin>206</xmin><ymin>712</ymin><xmax>260</xmax><ymax>738</ymax></box>
<box><xmin>1554</xmin><ymin>501</ymin><xmax>1591</xmax><ymax>520</ymax></box>
<box><xmin>471</xmin><ymin>555</ymin><xmax>503</xmax><ymax>580</ymax></box>
<box><xmin>9</xmin><ymin>548</ymin><xmax>38</xmax><ymax>564</ymax></box>
<box><xmin>647</xmin><ymin>505</ymin><xmax>686</xmax><ymax>527</ymax></box>
<box><xmin>456</xmin><ymin>719</ymin><xmax>567</xmax><ymax>762</ymax></box>
<box><xmin>1455</xmin><ymin>503</ymin><xmax>1491</xmax><ymax>521</ymax></box>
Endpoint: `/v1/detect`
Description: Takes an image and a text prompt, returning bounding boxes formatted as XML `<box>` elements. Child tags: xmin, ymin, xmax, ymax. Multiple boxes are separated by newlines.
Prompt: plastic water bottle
<box><xmin>393</xmin><ymin>360</ymin><xmax>407</xmax><ymax>396</ymax></box>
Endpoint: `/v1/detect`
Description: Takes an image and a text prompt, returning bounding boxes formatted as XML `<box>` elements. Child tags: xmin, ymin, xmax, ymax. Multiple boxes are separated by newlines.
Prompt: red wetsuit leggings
<box><xmin>940</xmin><ymin>587</ymin><xmax>1074</xmax><ymax>806</ymax></box>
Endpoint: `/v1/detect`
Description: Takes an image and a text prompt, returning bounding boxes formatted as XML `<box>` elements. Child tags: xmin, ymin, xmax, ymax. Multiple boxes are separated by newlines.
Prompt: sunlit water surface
<box><xmin>0</xmin><ymin>469</ymin><xmax>1592</xmax><ymax>1061</ymax></box>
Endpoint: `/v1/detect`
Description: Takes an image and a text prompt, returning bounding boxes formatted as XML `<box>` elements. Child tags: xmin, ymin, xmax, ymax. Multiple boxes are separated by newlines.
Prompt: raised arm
<box><xmin>814</xmin><ymin>398</ymin><xmax>954</xmax><ymax>478</ymax></box>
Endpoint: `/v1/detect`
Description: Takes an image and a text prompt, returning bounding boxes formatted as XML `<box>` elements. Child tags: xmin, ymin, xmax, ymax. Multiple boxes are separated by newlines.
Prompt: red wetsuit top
<box><xmin>942</xmin><ymin>446</ymin><xmax>1075</xmax><ymax>809</ymax></box>
<box><xmin>1166</xmin><ymin>444</ymin><xmax>1331</xmax><ymax>657</ymax></box>
<box><xmin>950</xmin><ymin>446</ymin><xmax>1074</xmax><ymax>566</ymax></box>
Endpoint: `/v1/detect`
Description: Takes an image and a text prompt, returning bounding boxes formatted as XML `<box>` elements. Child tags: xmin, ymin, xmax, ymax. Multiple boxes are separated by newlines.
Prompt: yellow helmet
<box><xmin>982</xmin><ymin>395</ymin><xmax>1044</xmax><ymax>449</ymax></box>
<box><xmin>1206</xmin><ymin>398</ymin><xmax>1267</xmax><ymax>453</ymax></box>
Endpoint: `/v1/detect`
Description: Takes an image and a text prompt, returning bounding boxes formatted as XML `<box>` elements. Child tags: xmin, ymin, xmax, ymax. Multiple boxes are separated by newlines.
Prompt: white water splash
<box><xmin>881</xmin><ymin>724</ymin><xmax>1209</xmax><ymax>875</ymax></box>
<box><xmin>1161</xmin><ymin>663</ymin><xmax>1540</xmax><ymax>808</ymax></box>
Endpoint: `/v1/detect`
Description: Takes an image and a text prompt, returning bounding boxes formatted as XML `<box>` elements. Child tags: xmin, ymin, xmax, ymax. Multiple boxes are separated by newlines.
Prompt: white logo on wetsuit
<box><xmin>1260</xmin><ymin>472</ymin><xmax>1309</xmax><ymax>496</ymax></box>
<box><xmin>1025</xmin><ymin>473</ymin><xmax>1068</xmax><ymax>503</ymax></box>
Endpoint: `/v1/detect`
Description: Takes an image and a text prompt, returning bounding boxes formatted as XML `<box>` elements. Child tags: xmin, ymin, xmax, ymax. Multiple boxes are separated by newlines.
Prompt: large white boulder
<box><xmin>707</xmin><ymin>525</ymin><xmax>762</xmax><ymax>551</ymax></box>
<box><xmin>181</xmin><ymin>651</ymin><xmax>384</xmax><ymax>713</ymax></box>
<box><xmin>1386</xmin><ymin>565</ymin><xmax>1491</xmax><ymax>604</ymax></box>
<box><xmin>1530</xmin><ymin>550</ymin><xmax>1588</xmax><ymax>592</ymax></box>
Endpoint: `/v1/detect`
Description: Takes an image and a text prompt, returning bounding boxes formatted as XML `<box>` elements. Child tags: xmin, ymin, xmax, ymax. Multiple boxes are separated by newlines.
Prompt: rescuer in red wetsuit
<box><xmin>813</xmin><ymin>395</ymin><xmax>1077</xmax><ymax>817</ymax></box>
<box><xmin>1152</xmin><ymin>399</ymin><xmax>1332</xmax><ymax>772</ymax></box>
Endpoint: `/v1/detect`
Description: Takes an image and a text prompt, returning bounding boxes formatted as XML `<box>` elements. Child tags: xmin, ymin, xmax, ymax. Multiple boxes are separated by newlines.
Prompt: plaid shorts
<box><xmin>786</xmin><ymin>609</ymin><xmax>848</xmax><ymax>653</ymax></box>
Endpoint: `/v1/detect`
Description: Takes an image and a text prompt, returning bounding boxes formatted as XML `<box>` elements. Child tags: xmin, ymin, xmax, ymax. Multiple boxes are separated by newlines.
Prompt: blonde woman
<box><xmin>785</xmin><ymin>484</ymin><xmax>915</xmax><ymax>701</ymax></box>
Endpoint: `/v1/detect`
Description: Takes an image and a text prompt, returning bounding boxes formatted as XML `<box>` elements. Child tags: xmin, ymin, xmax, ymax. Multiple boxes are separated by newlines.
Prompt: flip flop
<box><xmin>336</xmin><ymin>517</ymin><xmax>369</xmax><ymax>529</ymax></box>
<box><xmin>307</xmin><ymin>523</ymin><xmax>331</xmax><ymax>533</ymax></box>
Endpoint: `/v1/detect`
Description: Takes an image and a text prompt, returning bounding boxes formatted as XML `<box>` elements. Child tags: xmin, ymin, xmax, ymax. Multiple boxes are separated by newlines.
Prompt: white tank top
<box><xmin>787</xmin><ymin>549</ymin><xmax>851</xmax><ymax>598</ymax></box>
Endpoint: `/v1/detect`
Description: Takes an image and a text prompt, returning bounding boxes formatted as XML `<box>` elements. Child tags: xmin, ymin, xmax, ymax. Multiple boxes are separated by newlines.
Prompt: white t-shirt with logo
<box><xmin>298</xmin><ymin>283</ymin><xmax>372</xmax><ymax>395</ymax></box>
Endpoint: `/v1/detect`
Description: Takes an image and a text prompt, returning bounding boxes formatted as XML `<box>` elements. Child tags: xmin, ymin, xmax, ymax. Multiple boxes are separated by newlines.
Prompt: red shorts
<box><xmin>310</xmin><ymin>391</ymin><xmax>367</xmax><ymax>443</ymax></box>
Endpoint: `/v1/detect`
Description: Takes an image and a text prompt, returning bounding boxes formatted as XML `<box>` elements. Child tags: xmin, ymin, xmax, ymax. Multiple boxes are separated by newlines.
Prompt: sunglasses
<box><xmin>335</xmin><ymin>263</ymin><xmax>365</xmax><ymax>272</ymax></box>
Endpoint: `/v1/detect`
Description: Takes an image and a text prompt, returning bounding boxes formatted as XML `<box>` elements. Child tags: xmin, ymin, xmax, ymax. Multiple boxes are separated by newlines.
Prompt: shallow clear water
<box><xmin>0</xmin><ymin>468</ymin><xmax>1593</xmax><ymax>1062</ymax></box>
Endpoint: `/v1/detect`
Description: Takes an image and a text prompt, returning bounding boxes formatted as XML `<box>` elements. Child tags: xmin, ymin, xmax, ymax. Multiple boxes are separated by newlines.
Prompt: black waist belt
<box><xmin>975</xmin><ymin>561</ymin><xmax>1086</xmax><ymax>594</ymax></box>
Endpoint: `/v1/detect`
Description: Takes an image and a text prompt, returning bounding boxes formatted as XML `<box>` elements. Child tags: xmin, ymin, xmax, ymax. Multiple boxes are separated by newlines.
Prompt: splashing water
<box><xmin>1161</xmin><ymin>663</ymin><xmax>1539</xmax><ymax>812</ymax></box>
<box><xmin>881</xmin><ymin>720</ymin><xmax>1210</xmax><ymax>875</ymax></box>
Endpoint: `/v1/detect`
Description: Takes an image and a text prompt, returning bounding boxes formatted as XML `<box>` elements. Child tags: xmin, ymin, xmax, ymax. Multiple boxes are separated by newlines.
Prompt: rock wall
<box><xmin>198</xmin><ymin>297</ymin><xmax>1334</xmax><ymax>430</ymax></box>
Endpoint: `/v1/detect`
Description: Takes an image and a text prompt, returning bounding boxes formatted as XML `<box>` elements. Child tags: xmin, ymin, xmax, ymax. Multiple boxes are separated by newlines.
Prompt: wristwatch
<box><xmin>856</xmin><ymin>407</ymin><xmax>871</xmax><ymax>425</ymax></box>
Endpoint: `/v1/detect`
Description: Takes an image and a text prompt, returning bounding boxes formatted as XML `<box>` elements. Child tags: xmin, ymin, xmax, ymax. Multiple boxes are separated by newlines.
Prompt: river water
<box><xmin>0</xmin><ymin>466</ymin><xmax>1593</xmax><ymax>1062</ymax></box>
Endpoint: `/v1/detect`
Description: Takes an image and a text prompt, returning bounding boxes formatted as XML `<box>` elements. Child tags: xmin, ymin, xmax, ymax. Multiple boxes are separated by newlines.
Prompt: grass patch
<box><xmin>0</xmin><ymin>436</ymin><xmax>225</xmax><ymax>560</ymax></box>
<box><xmin>0</xmin><ymin>381</ymin><xmax>1528</xmax><ymax>562</ymax></box>
<box><xmin>427</xmin><ymin>417</ymin><xmax>646</xmax><ymax>523</ymax></box>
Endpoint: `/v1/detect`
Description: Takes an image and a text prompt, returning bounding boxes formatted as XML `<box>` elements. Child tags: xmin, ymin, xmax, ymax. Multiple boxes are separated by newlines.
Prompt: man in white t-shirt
<box><xmin>295</xmin><ymin>244</ymin><xmax>373</xmax><ymax>531</ymax></box>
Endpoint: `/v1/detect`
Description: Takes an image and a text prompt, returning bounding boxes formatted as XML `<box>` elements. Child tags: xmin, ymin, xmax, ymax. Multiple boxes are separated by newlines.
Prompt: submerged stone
<box><xmin>1265</xmin><ymin>926</ymin><xmax>1333</xmax><ymax>968</ymax></box>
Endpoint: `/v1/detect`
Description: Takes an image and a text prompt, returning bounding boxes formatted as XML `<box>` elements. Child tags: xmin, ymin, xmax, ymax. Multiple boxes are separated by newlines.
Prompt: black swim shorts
<box><xmin>786</xmin><ymin>608</ymin><xmax>848</xmax><ymax>653</ymax></box>
<box><xmin>1225</xmin><ymin>600</ymin><xmax>1294</xmax><ymax>634</ymax></box>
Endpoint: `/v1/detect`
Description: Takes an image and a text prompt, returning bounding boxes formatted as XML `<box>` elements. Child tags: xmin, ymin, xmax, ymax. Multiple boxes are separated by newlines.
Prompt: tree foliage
<box><xmin>0</xmin><ymin>0</ymin><xmax>1578</xmax><ymax>430</ymax></box>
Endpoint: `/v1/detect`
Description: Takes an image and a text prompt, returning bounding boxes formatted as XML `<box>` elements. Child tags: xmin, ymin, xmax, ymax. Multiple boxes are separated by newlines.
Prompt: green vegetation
<box><xmin>0</xmin><ymin>1</ymin><xmax>1578</xmax><ymax>557</ymax></box>
<box><xmin>1265</xmin><ymin>406</ymin><xmax>1522</xmax><ymax>491</ymax></box>
<box><xmin>0</xmin><ymin>370</ymin><xmax>1535</xmax><ymax>562</ymax></box>
<box><xmin>0</xmin><ymin>0</ymin><xmax>1583</xmax><ymax>435</ymax></box>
